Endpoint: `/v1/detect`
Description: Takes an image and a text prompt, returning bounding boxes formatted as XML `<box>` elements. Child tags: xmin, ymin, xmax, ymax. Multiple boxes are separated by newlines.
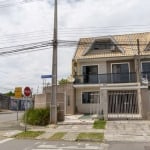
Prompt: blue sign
<box><xmin>41</xmin><ymin>75</ymin><xmax>52</xmax><ymax>79</ymax></box>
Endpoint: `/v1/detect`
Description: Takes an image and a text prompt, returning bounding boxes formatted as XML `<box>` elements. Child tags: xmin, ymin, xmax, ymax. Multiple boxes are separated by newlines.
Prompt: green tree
<box><xmin>58</xmin><ymin>78</ymin><xmax>69</xmax><ymax>85</ymax></box>
<box><xmin>4</xmin><ymin>91</ymin><xmax>15</xmax><ymax>97</ymax></box>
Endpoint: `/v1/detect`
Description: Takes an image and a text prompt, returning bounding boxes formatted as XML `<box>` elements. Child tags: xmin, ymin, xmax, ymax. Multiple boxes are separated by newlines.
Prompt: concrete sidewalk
<box><xmin>30</xmin><ymin>115</ymin><xmax>104</xmax><ymax>141</ymax></box>
<box><xmin>105</xmin><ymin>120</ymin><xmax>150</xmax><ymax>142</ymax></box>
<box><xmin>2</xmin><ymin>114</ymin><xmax>150</xmax><ymax>143</ymax></box>
<box><xmin>34</xmin><ymin>124</ymin><xmax>104</xmax><ymax>141</ymax></box>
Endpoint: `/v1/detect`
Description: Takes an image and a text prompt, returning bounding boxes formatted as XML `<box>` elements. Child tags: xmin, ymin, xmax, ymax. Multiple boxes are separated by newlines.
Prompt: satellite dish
<box><xmin>67</xmin><ymin>75</ymin><xmax>75</xmax><ymax>83</ymax></box>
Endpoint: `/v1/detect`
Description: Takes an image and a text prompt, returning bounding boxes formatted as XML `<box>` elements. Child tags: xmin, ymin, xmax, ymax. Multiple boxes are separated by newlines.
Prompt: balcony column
<box><xmin>137</xmin><ymin>83</ymin><xmax>142</xmax><ymax>117</ymax></box>
<box><xmin>100</xmin><ymin>87</ymin><xmax>108</xmax><ymax>120</ymax></box>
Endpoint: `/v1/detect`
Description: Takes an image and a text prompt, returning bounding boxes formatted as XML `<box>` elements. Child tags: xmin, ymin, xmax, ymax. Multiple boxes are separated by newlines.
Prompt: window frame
<box><xmin>111</xmin><ymin>62</ymin><xmax>130</xmax><ymax>73</ymax></box>
<box><xmin>81</xmin><ymin>91</ymin><xmax>99</xmax><ymax>104</ymax></box>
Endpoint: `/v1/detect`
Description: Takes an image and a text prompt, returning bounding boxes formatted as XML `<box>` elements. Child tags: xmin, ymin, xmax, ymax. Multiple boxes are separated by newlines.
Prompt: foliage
<box><xmin>4</xmin><ymin>91</ymin><xmax>15</xmax><ymax>97</ymax></box>
<box><xmin>58</xmin><ymin>78</ymin><xmax>69</xmax><ymax>85</ymax></box>
<box><xmin>23</xmin><ymin>108</ymin><xmax>50</xmax><ymax>126</ymax></box>
<box><xmin>93</xmin><ymin>120</ymin><xmax>106</xmax><ymax>129</ymax></box>
<box><xmin>14</xmin><ymin>131</ymin><xmax>44</xmax><ymax>139</ymax></box>
<box><xmin>49</xmin><ymin>132</ymin><xmax>66</xmax><ymax>140</ymax></box>
<box><xmin>77</xmin><ymin>133</ymin><xmax>104</xmax><ymax>142</ymax></box>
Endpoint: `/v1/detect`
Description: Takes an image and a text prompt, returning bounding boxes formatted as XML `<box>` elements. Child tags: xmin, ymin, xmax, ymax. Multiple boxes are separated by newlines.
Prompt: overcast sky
<box><xmin>0</xmin><ymin>0</ymin><xmax>150</xmax><ymax>93</ymax></box>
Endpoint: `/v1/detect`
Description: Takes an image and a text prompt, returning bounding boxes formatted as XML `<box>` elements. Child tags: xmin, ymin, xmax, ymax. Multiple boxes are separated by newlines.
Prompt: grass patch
<box><xmin>93</xmin><ymin>120</ymin><xmax>106</xmax><ymax>129</ymax></box>
<box><xmin>77</xmin><ymin>132</ymin><xmax>104</xmax><ymax>142</ymax></box>
<box><xmin>49</xmin><ymin>132</ymin><xmax>66</xmax><ymax>140</ymax></box>
<box><xmin>14</xmin><ymin>131</ymin><xmax>44</xmax><ymax>139</ymax></box>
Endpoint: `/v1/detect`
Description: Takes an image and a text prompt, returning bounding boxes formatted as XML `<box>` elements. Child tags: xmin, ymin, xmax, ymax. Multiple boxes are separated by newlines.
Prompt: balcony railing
<box><xmin>74</xmin><ymin>72</ymin><xmax>137</xmax><ymax>84</ymax></box>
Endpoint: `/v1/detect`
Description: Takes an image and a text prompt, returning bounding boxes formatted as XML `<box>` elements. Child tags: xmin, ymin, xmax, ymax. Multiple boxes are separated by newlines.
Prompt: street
<box><xmin>0</xmin><ymin>111</ymin><xmax>24</xmax><ymax>131</ymax></box>
<box><xmin>0</xmin><ymin>139</ymin><xmax>104</xmax><ymax>150</ymax></box>
<box><xmin>0</xmin><ymin>139</ymin><xmax>150</xmax><ymax>150</ymax></box>
<box><xmin>0</xmin><ymin>111</ymin><xmax>24</xmax><ymax>123</ymax></box>
<box><xmin>108</xmin><ymin>142</ymin><xmax>150</xmax><ymax>150</ymax></box>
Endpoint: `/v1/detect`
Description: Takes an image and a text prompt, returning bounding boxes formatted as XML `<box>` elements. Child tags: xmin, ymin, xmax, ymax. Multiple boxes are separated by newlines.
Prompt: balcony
<box><xmin>74</xmin><ymin>72</ymin><xmax>137</xmax><ymax>84</ymax></box>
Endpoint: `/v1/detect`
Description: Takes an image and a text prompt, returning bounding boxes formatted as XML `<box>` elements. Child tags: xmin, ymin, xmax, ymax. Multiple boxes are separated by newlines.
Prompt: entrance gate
<box><xmin>108</xmin><ymin>90</ymin><xmax>140</xmax><ymax>119</ymax></box>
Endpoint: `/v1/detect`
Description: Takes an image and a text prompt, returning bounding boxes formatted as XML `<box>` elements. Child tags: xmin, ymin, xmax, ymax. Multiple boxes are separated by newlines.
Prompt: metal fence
<box><xmin>108</xmin><ymin>90</ymin><xmax>140</xmax><ymax>120</ymax></box>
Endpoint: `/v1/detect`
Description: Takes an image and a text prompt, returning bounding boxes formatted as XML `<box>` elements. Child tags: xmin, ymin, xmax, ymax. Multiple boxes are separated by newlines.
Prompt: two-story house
<box><xmin>72</xmin><ymin>32</ymin><xmax>150</xmax><ymax>120</ymax></box>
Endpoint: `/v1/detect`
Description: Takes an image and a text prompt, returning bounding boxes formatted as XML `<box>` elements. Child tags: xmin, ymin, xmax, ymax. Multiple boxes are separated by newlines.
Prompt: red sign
<box><xmin>24</xmin><ymin>87</ymin><xmax>31</xmax><ymax>97</ymax></box>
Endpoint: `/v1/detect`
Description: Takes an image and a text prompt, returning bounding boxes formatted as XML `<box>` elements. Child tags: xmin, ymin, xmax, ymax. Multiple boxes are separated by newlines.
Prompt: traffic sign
<box><xmin>15</xmin><ymin>87</ymin><xmax>22</xmax><ymax>98</ymax></box>
<box><xmin>41</xmin><ymin>75</ymin><xmax>52</xmax><ymax>79</ymax></box>
<box><xmin>24</xmin><ymin>87</ymin><xmax>31</xmax><ymax>97</ymax></box>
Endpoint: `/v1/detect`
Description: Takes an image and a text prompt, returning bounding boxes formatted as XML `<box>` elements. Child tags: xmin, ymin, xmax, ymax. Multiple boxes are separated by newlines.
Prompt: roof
<box><xmin>73</xmin><ymin>32</ymin><xmax>150</xmax><ymax>60</ymax></box>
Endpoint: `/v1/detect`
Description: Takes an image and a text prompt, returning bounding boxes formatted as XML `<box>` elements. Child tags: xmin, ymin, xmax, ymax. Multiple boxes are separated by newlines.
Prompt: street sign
<box><xmin>41</xmin><ymin>75</ymin><xmax>52</xmax><ymax>79</ymax></box>
<box><xmin>24</xmin><ymin>87</ymin><xmax>31</xmax><ymax>97</ymax></box>
<box><xmin>15</xmin><ymin>87</ymin><xmax>22</xmax><ymax>98</ymax></box>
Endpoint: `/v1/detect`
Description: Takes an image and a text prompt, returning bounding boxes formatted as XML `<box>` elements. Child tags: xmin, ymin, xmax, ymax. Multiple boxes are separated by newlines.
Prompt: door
<box><xmin>112</xmin><ymin>63</ymin><xmax>129</xmax><ymax>83</ymax></box>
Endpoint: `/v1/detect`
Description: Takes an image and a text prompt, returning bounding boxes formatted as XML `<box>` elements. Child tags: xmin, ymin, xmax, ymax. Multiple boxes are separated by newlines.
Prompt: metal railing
<box><xmin>74</xmin><ymin>72</ymin><xmax>137</xmax><ymax>84</ymax></box>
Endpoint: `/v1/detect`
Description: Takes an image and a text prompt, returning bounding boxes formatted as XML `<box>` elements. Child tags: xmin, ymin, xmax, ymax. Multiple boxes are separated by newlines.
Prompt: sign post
<box><xmin>24</xmin><ymin>86</ymin><xmax>31</xmax><ymax>132</ymax></box>
<box><xmin>14</xmin><ymin>87</ymin><xmax>22</xmax><ymax>121</ymax></box>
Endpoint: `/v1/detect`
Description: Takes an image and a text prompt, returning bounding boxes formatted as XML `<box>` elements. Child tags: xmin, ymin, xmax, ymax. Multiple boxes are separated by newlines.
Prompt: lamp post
<box><xmin>50</xmin><ymin>0</ymin><xmax>58</xmax><ymax>124</ymax></box>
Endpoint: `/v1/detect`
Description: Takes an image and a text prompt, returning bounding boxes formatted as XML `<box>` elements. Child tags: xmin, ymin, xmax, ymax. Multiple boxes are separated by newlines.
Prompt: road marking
<box><xmin>0</xmin><ymin>138</ymin><xmax>14</xmax><ymax>144</ymax></box>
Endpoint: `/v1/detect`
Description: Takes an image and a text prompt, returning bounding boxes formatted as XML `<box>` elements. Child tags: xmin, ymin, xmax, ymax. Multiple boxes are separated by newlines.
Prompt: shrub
<box><xmin>23</xmin><ymin>108</ymin><xmax>50</xmax><ymax>126</ymax></box>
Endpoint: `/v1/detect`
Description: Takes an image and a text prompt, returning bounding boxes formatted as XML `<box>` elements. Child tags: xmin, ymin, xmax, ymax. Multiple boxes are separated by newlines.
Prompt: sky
<box><xmin>0</xmin><ymin>0</ymin><xmax>150</xmax><ymax>94</ymax></box>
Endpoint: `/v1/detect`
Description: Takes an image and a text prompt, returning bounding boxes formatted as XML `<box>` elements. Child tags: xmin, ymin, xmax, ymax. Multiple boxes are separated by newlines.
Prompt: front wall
<box><xmin>75</xmin><ymin>87</ymin><xmax>100</xmax><ymax>113</ymax></box>
<box><xmin>141</xmin><ymin>88</ymin><xmax>150</xmax><ymax>119</ymax></box>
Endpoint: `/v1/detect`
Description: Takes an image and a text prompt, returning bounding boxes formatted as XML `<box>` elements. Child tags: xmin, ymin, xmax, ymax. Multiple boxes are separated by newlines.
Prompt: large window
<box><xmin>142</xmin><ymin>62</ymin><xmax>150</xmax><ymax>81</ymax></box>
<box><xmin>142</xmin><ymin>62</ymin><xmax>150</xmax><ymax>72</ymax></box>
<box><xmin>82</xmin><ymin>91</ymin><xmax>99</xmax><ymax>104</ymax></box>
<box><xmin>83</xmin><ymin>65</ymin><xmax>98</xmax><ymax>83</ymax></box>
<box><xmin>111</xmin><ymin>63</ymin><xmax>129</xmax><ymax>83</ymax></box>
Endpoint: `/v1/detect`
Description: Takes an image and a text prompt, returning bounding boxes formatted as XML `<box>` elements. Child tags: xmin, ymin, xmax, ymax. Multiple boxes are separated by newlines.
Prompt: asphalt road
<box><xmin>0</xmin><ymin>139</ymin><xmax>104</xmax><ymax>150</ymax></box>
<box><xmin>0</xmin><ymin>111</ymin><xmax>24</xmax><ymax>123</ymax></box>
<box><xmin>0</xmin><ymin>111</ymin><xmax>24</xmax><ymax>131</ymax></box>
<box><xmin>108</xmin><ymin>142</ymin><xmax>150</xmax><ymax>150</ymax></box>
<box><xmin>0</xmin><ymin>139</ymin><xmax>150</xmax><ymax>150</ymax></box>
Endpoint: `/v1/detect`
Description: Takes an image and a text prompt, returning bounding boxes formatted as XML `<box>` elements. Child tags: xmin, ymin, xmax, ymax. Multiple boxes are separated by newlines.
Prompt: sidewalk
<box><xmin>105</xmin><ymin>120</ymin><xmax>150</xmax><ymax>142</ymax></box>
<box><xmin>2</xmin><ymin>114</ymin><xmax>150</xmax><ymax>143</ymax></box>
<box><xmin>29</xmin><ymin>115</ymin><xmax>104</xmax><ymax>141</ymax></box>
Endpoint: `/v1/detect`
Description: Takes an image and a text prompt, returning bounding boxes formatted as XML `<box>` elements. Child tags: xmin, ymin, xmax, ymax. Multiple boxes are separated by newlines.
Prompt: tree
<box><xmin>4</xmin><ymin>91</ymin><xmax>15</xmax><ymax>97</ymax></box>
<box><xmin>58</xmin><ymin>78</ymin><xmax>69</xmax><ymax>85</ymax></box>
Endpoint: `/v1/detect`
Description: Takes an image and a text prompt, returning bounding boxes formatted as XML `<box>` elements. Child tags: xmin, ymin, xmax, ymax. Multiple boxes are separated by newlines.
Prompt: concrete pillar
<box><xmin>137</xmin><ymin>84</ymin><xmax>142</xmax><ymax>118</ymax></box>
<box><xmin>100</xmin><ymin>89</ymin><xmax>108</xmax><ymax>120</ymax></box>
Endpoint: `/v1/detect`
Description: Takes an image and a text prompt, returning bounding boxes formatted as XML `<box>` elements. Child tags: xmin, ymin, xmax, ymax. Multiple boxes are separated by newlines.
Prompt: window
<box><xmin>142</xmin><ymin>62</ymin><xmax>150</xmax><ymax>73</ymax></box>
<box><xmin>91</xmin><ymin>39</ymin><xmax>113</xmax><ymax>51</ymax></box>
<box><xmin>82</xmin><ymin>91</ymin><xmax>99</xmax><ymax>104</ymax></box>
<box><xmin>83</xmin><ymin>65</ymin><xmax>98</xmax><ymax>83</ymax></box>
<box><xmin>142</xmin><ymin>62</ymin><xmax>150</xmax><ymax>81</ymax></box>
<box><xmin>67</xmin><ymin>96</ymin><xmax>70</xmax><ymax>106</ymax></box>
<box><xmin>111</xmin><ymin>63</ymin><xmax>129</xmax><ymax>83</ymax></box>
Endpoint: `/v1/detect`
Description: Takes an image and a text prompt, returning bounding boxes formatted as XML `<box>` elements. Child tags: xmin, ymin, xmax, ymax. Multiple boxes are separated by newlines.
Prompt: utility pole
<box><xmin>50</xmin><ymin>0</ymin><xmax>58</xmax><ymax>124</ymax></box>
<box><xmin>137</xmin><ymin>39</ymin><xmax>141</xmax><ymax>83</ymax></box>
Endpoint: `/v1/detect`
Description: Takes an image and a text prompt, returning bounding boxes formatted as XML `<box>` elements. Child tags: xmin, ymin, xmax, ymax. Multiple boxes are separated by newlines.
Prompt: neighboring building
<box><xmin>0</xmin><ymin>94</ymin><xmax>10</xmax><ymax>109</ymax></box>
<box><xmin>72</xmin><ymin>32</ymin><xmax>150</xmax><ymax>120</ymax></box>
<box><xmin>34</xmin><ymin>83</ymin><xmax>75</xmax><ymax>115</ymax></box>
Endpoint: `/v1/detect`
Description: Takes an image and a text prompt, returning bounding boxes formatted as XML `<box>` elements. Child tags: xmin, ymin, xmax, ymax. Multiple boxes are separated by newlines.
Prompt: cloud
<box><xmin>0</xmin><ymin>0</ymin><xmax>149</xmax><ymax>93</ymax></box>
